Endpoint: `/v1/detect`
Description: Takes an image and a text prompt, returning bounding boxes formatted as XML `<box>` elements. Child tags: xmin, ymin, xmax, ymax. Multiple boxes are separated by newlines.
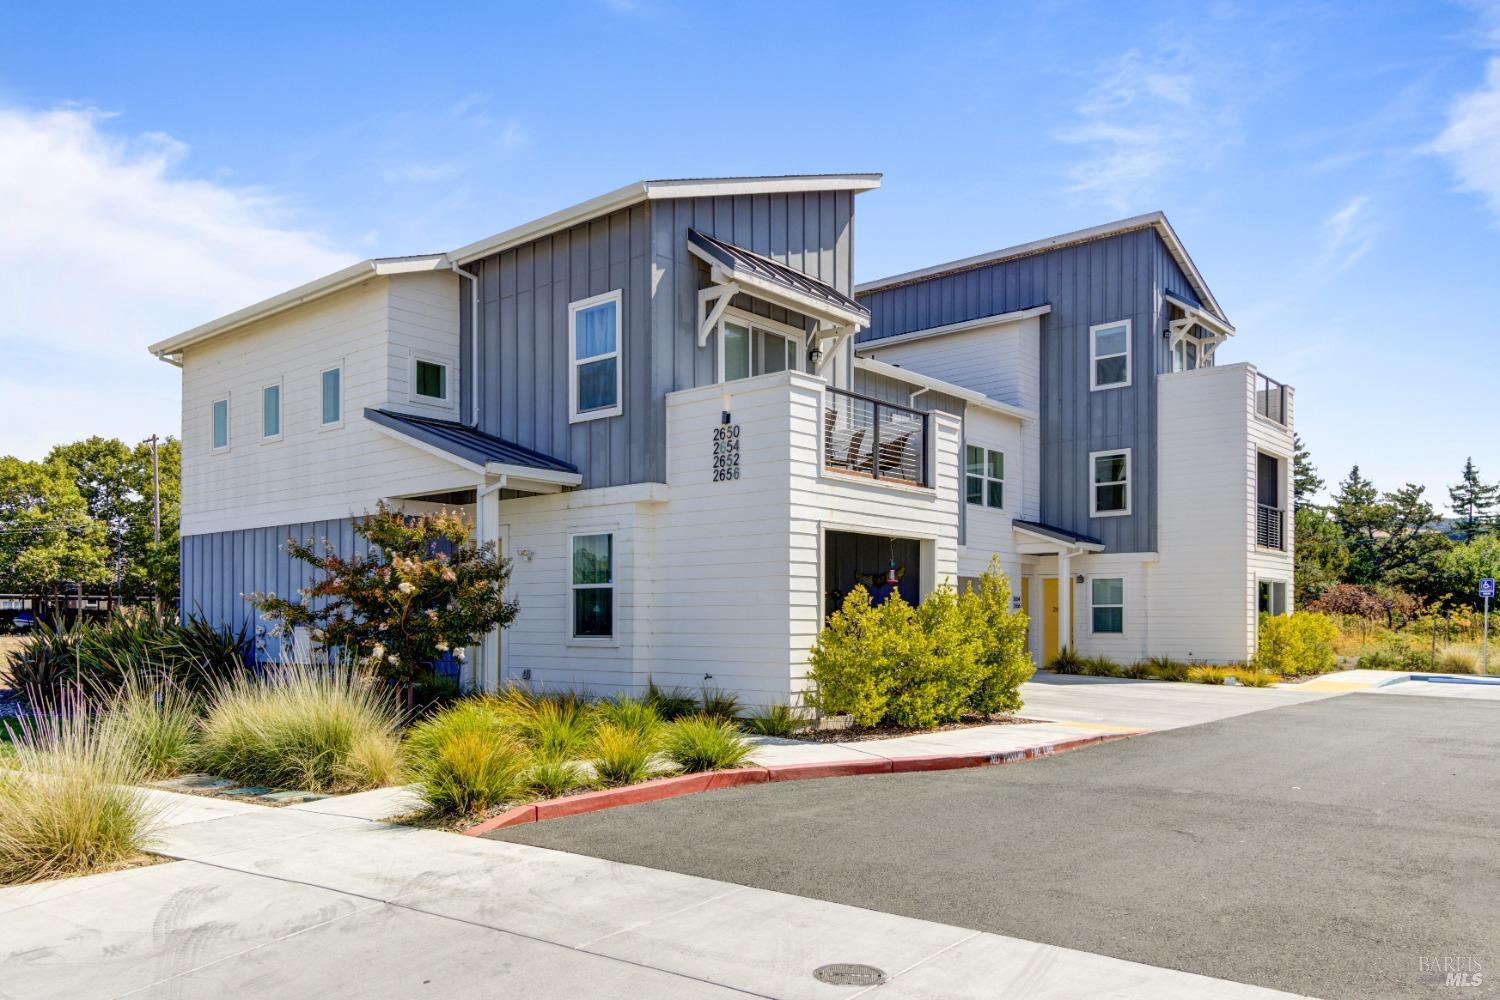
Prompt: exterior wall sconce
<box><xmin>516</xmin><ymin>548</ymin><xmax>535</xmax><ymax>562</ymax></box>
<box><xmin>809</xmin><ymin>345</ymin><xmax>824</xmax><ymax>367</ymax></box>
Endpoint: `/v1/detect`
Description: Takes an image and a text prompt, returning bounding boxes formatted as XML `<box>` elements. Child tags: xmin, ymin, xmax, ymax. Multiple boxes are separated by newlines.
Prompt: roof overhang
<box><xmin>854</xmin><ymin>357</ymin><xmax>1034</xmax><ymax>423</ymax></box>
<box><xmin>856</xmin><ymin>211</ymin><xmax>1227</xmax><ymax>326</ymax></box>
<box><xmin>364</xmin><ymin>408</ymin><xmax>581</xmax><ymax>490</ymax></box>
<box><xmin>1012</xmin><ymin>519</ymin><xmax>1106</xmax><ymax>554</ymax></box>
<box><xmin>1165</xmin><ymin>290</ymin><xmax>1235</xmax><ymax>339</ymax></box>
<box><xmin>147</xmin><ymin>255</ymin><xmax>448</xmax><ymax>361</ymax></box>
<box><xmin>687</xmin><ymin>229</ymin><xmax>869</xmax><ymax>332</ymax></box>
<box><xmin>855</xmin><ymin>304</ymin><xmax>1050</xmax><ymax>352</ymax></box>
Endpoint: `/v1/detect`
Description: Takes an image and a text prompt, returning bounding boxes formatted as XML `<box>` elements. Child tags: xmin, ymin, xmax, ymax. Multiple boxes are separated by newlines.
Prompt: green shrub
<box><xmin>1253</xmin><ymin>611</ymin><xmax>1337</xmax><ymax>676</ymax></box>
<box><xmin>1080</xmin><ymin>656</ymin><xmax>1122</xmax><ymax>677</ymax></box>
<box><xmin>593</xmin><ymin>696</ymin><xmax>662</xmax><ymax>739</ymax></box>
<box><xmin>698</xmin><ymin>687</ymin><xmax>741</xmax><ymax>722</ymax></box>
<box><xmin>1119</xmin><ymin>661</ymin><xmax>1153</xmax><ymax>680</ymax></box>
<box><xmin>1356</xmin><ymin>649</ymin><xmax>1401</xmax><ymax>670</ymax></box>
<box><xmin>1232</xmin><ymin>669</ymin><xmax>1277</xmax><ymax>688</ymax></box>
<box><xmin>660</xmin><ymin>716</ymin><xmax>754</xmax><ymax>772</ymax></box>
<box><xmin>196</xmin><ymin>664</ymin><xmax>403</xmax><ymax>793</ymax></box>
<box><xmin>1187</xmin><ymin>665</ymin><xmax>1230</xmax><ymax>685</ymax></box>
<box><xmin>405</xmin><ymin>702</ymin><xmax>532</xmax><ymax>817</ymax></box>
<box><xmin>102</xmin><ymin>677</ymin><xmax>199</xmax><ymax>780</ymax></box>
<box><xmin>743</xmin><ymin>704</ymin><xmax>801</xmax><ymax>737</ymax></box>
<box><xmin>589</xmin><ymin>723</ymin><xmax>658</xmax><ymax>785</ymax></box>
<box><xmin>645</xmin><ymin>679</ymin><xmax>699</xmax><ymax>721</ymax></box>
<box><xmin>520</xmin><ymin>696</ymin><xmax>595</xmax><ymax>762</ymax></box>
<box><xmin>0</xmin><ymin>699</ymin><xmax>160</xmax><ymax>885</ymax></box>
<box><xmin>1048</xmin><ymin>648</ymin><xmax>1086</xmax><ymax>674</ymax></box>
<box><xmin>806</xmin><ymin>561</ymin><xmax>1031</xmax><ymax>728</ymax></box>
<box><xmin>527</xmin><ymin>759</ymin><xmax>593</xmax><ymax>798</ymax></box>
<box><xmin>1440</xmin><ymin>647</ymin><xmax>1479</xmax><ymax>674</ymax></box>
<box><xmin>1143</xmin><ymin>656</ymin><xmax>1190</xmax><ymax>682</ymax></box>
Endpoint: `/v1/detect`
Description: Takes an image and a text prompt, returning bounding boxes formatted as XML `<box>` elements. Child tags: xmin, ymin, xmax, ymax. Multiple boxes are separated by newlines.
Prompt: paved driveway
<box><xmin>495</xmin><ymin>693</ymin><xmax>1500</xmax><ymax>1000</ymax></box>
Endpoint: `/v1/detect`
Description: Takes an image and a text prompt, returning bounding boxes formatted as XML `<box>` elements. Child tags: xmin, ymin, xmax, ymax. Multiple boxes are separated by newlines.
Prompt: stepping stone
<box><xmin>157</xmin><ymin>774</ymin><xmax>237</xmax><ymax>791</ymax></box>
<box><xmin>221</xmin><ymin>785</ymin><xmax>276</xmax><ymax>797</ymax></box>
<box><xmin>259</xmin><ymin>790</ymin><xmax>324</xmax><ymax>803</ymax></box>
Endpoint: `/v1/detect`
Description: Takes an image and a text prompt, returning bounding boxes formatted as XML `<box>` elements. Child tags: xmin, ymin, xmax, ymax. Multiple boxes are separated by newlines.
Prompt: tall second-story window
<box><xmin>1090</xmin><ymin>320</ymin><xmax>1131</xmax><ymax>390</ymax></box>
<box><xmin>965</xmin><ymin>445</ymin><xmax>1004</xmax><ymax>509</ymax></box>
<box><xmin>569</xmin><ymin>290</ymin><xmax>623</xmax><ymax>422</ymax></box>
<box><xmin>1090</xmin><ymin>449</ymin><xmax>1130</xmax><ymax>516</ymax></box>
<box><xmin>261</xmin><ymin>382</ymin><xmax>282</xmax><ymax>441</ymax></box>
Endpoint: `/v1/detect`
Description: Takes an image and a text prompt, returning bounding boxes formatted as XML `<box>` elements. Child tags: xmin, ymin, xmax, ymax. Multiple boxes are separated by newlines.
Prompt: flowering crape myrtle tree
<box><xmin>250</xmin><ymin>503</ymin><xmax>518</xmax><ymax>704</ymax></box>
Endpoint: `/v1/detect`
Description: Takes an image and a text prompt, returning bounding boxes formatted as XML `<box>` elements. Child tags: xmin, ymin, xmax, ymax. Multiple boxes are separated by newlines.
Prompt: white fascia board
<box><xmin>853</xmin><ymin>305</ymin><xmax>1051</xmax><ymax>352</ymax></box>
<box><xmin>697</xmin><ymin>256</ymin><xmax>868</xmax><ymax>330</ymax></box>
<box><xmin>1012</xmin><ymin>523</ymin><xmax>1106</xmax><ymax>553</ymax></box>
<box><xmin>1164</xmin><ymin>290</ymin><xmax>1235</xmax><ymax>337</ymax></box>
<box><xmin>484</xmin><ymin>462</ymin><xmax>581</xmax><ymax>488</ymax></box>
<box><xmin>856</xmin><ymin>212</ymin><xmax>1227</xmax><ymax>324</ymax></box>
<box><xmin>854</xmin><ymin>357</ymin><xmax>1035</xmax><ymax>423</ymax></box>
<box><xmin>644</xmin><ymin>174</ymin><xmax>882</xmax><ymax>199</ymax></box>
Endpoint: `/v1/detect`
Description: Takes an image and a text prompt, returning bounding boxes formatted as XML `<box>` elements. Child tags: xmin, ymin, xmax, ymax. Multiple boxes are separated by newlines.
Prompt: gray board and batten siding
<box><xmin>858</xmin><ymin>225</ymin><xmax>1206</xmax><ymax>554</ymax></box>
<box><xmin>456</xmin><ymin>190</ymin><xmax>859</xmax><ymax>490</ymax></box>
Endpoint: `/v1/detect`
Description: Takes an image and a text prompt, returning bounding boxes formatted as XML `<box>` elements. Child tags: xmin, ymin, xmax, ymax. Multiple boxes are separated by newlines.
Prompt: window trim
<box><xmin>1089</xmin><ymin>448</ymin><xmax>1131</xmax><ymax>518</ymax></box>
<box><xmin>964</xmin><ymin>442</ymin><xmax>1005</xmax><ymax>511</ymax></box>
<box><xmin>568</xmin><ymin>289</ymin><xmax>624</xmax><ymax>423</ymax></box>
<box><xmin>1256</xmin><ymin>576</ymin><xmax>1290</xmax><ymax>618</ymax></box>
<box><xmin>1089</xmin><ymin>319</ymin><xmax>1132</xmax><ymax>391</ymax></box>
<box><xmin>567</xmin><ymin>529</ymin><xmax>618</xmax><ymax>645</ymax></box>
<box><xmin>260</xmin><ymin>379</ymin><xmax>283</xmax><ymax>443</ymax></box>
<box><xmin>715</xmin><ymin>307</ymin><xmax>806</xmax><ymax>384</ymax></box>
<box><xmin>320</xmin><ymin>363</ymin><xmax>344</xmax><ymax>429</ymax></box>
<box><xmin>409</xmin><ymin>352</ymin><xmax>454</xmax><ymax>407</ymax></box>
<box><xmin>211</xmin><ymin>396</ymin><xmax>231</xmax><ymax>453</ymax></box>
<box><xmin>1088</xmin><ymin>574</ymin><xmax>1126</xmax><ymax>636</ymax></box>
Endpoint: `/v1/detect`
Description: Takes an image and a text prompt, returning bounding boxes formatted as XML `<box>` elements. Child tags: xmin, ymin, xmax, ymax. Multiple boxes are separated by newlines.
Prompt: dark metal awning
<box><xmin>687</xmin><ymin>229</ymin><xmax>869</xmax><ymax>329</ymax></box>
<box><xmin>1012</xmin><ymin>519</ymin><xmax>1105</xmax><ymax>552</ymax></box>
<box><xmin>365</xmin><ymin>409</ymin><xmax>581</xmax><ymax>487</ymax></box>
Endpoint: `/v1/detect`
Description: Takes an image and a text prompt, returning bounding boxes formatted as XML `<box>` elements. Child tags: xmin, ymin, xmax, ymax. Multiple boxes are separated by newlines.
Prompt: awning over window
<box><xmin>1013</xmin><ymin>518</ymin><xmax>1105</xmax><ymax>553</ymax></box>
<box><xmin>365</xmin><ymin>408</ymin><xmax>581</xmax><ymax>488</ymax></box>
<box><xmin>686</xmin><ymin>229</ymin><xmax>869</xmax><ymax>330</ymax></box>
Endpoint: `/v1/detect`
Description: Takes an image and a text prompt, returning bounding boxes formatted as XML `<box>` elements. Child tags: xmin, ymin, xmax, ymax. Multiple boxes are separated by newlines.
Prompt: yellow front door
<box><xmin>1042</xmin><ymin>578</ymin><xmax>1059</xmax><ymax>664</ymax></box>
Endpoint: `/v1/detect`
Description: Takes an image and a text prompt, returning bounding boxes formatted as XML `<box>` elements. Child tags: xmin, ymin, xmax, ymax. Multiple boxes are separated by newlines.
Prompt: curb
<box><xmin>462</xmin><ymin>731</ymin><xmax>1142</xmax><ymax>837</ymax></box>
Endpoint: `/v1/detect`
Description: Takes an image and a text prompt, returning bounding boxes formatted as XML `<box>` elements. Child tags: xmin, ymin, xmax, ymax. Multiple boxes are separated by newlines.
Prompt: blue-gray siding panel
<box><xmin>859</xmin><ymin>226</ymin><xmax>1166</xmax><ymax>553</ymax></box>
<box><xmin>180</xmin><ymin>520</ymin><xmax>368</xmax><ymax>654</ymax></box>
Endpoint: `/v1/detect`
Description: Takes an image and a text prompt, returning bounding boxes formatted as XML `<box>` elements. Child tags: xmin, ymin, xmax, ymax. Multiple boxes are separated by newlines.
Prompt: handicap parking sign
<box><xmin>1482</xmin><ymin>577</ymin><xmax>1496</xmax><ymax>599</ymax></box>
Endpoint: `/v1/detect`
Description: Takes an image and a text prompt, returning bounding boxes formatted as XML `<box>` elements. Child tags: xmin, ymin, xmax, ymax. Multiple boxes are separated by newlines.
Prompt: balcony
<box><xmin>1255</xmin><ymin>373</ymin><xmax>1289</xmax><ymax>425</ymax></box>
<box><xmin>1257</xmin><ymin>503</ymin><xmax>1285</xmax><ymax>550</ymax></box>
<box><xmin>822</xmin><ymin>387</ymin><xmax>929</xmax><ymax>487</ymax></box>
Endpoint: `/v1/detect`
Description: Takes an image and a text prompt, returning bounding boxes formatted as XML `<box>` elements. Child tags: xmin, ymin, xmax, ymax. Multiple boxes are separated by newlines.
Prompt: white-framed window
<box><xmin>1090</xmin><ymin>448</ymin><xmax>1130</xmax><ymax>517</ymax></box>
<box><xmin>718</xmin><ymin>310</ymin><xmax>803</xmax><ymax>383</ymax></box>
<box><xmin>261</xmin><ymin>381</ymin><xmax>282</xmax><ymax>441</ymax></box>
<box><xmin>1090</xmin><ymin>319</ymin><xmax>1131</xmax><ymax>390</ymax></box>
<box><xmin>1258</xmin><ymin>579</ymin><xmax>1289</xmax><ymax>616</ymax></box>
<box><xmin>211</xmin><ymin>397</ymin><xmax>230</xmax><ymax>452</ymax></box>
<box><xmin>570</xmin><ymin>532</ymin><xmax>614</xmax><ymax>639</ymax></box>
<box><xmin>965</xmin><ymin>444</ymin><xmax>1004</xmax><ymax>509</ymax></box>
<box><xmin>568</xmin><ymin>289</ymin><xmax>623</xmax><ymax>422</ymax></box>
<box><xmin>411</xmin><ymin>354</ymin><xmax>451</xmax><ymax>404</ymax></box>
<box><xmin>320</xmin><ymin>365</ymin><xmax>342</xmax><ymax>427</ymax></box>
<box><xmin>1090</xmin><ymin>576</ymin><xmax>1124</xmax><ymax>634</ymax></box>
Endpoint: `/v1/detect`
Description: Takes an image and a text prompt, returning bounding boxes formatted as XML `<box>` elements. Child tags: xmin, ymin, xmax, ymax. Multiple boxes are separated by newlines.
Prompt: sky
<box><xmin>1</xmin><ymin>0</ymin><xmax>1497</xmax><ymax>509</ymax></box>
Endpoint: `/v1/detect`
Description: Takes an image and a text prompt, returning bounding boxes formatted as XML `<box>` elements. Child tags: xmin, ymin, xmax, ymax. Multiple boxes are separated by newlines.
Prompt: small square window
<box><xmin>415</xmin><ymin>360</ymin><xmax>447</xmax><ymax>401</ymax></box>
<box><xmin>321</xmin><ymin>368</ymin><xmax>341</xmax><ymax>425</ymax></box>
<box><xmin>1258</xmin><ymin>580</ymin><xmax>1288</xmax><ymax>616</ymax></box>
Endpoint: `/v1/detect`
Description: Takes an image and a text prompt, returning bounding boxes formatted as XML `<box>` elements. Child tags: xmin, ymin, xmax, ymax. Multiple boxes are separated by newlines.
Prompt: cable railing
<box><xmin>823</xmin><ymin>388</ymin><xmax>929</xmax><ymax>487</ymax></box>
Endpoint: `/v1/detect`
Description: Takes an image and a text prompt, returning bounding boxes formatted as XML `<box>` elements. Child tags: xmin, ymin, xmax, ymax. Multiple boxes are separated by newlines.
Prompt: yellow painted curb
<box><xmin>1295</xmin><ymin>681</ymin><xmax>1377</xmax><ymax>692</ymax></box>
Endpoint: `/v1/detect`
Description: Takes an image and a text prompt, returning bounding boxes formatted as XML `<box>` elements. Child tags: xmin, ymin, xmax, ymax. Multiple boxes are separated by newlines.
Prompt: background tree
<box><xmin>1293</xmin><ymin>505</ymin><xmax>1349</xmax><ymax>604</ymax></box>
<box><xmin>1331</xmin><ymin>466</ymin><xmax>1443</xmax><ymax>590</ymax></box>
<box><xmin>1292</xmin><ymin>433</ymin><xmax>1324</xmax><ymax>511</ymax></box>
<box><xmin>249</xmin><ymin>504</ymin><xmax>518</xmax><ymax>703</ymax></box>
<box><xmin>1433</xmin><ymin>536</ymin><xmax>1500</xmax><ymax>610</ymax></box>
<box><xmin>1447</xmin><ymin>457</ymin><xmax>1497</xmax><ymax>542</ymax></box>
<box><xmin>0</xmin><ymin>457</ymin><xmax>110</xmax><ymax>614</ymax></box>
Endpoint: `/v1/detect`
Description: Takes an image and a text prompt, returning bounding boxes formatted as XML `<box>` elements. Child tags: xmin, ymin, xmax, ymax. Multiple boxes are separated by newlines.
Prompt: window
<box><xmin>1258</xmin><ymin>580</ymin><xmax>1289</xmax><ymax>616</ymax></box>
<box><xmin>1090</xmin><ymin>449</ymin><xmax>1130</xmax><ymax>516</ymax></box>
<box><xmin>1090</xmin><ymin>320</ymin><xmax>1131</xmax><ymax>390</ymax></box>
<box><xmin>570</xmin><ymin>533</ymin><xmax>614</xmax><ymax>639</ymax></box>
<box><xmin>720</xmin><ymin>316</ymin><xmax>800</xmax><ymax>383</ymax></box>
<box><xmin>569</xmin><ymin>290</ymin><xmax>622</xmax><ymax>421</ymax></box>
<box><xmin>261</xmin><ymin>382</ymin><xmax>281</xmax><ymax>440</ymax></box>
<box><xmin>321</xmin><ymin>367</ymin><xmax>342</xmax><ymax>426</ymax></box>
<box><xmin>211</xmin><ymin>398</ymin><xmax>229</xmax><ymax>451</ymax></box>
<box><xmin>965</xmin><ymin>445</ymin><xmax>1004</xmax><ymax>509</ymax></box>
<box><xmin>414</xmin><ymin>358</ymin><xmax>448</xmax><ymax>402</ymax></box>
<box><xmin>1091</xmin><ymin>577</ymin><xmax>1124</xmax><ymax>634</ymax></box>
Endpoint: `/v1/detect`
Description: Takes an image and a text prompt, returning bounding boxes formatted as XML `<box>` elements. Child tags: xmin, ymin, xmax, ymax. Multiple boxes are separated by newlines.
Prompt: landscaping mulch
<box><xmin>791</xmin><ymin>714</ymin><xmax>1042</xmax><ymax>744</ymax></box>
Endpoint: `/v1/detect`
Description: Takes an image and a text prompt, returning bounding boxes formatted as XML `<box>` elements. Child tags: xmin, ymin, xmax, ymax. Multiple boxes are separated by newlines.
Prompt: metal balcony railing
<box><xmin>1256</xmin><ymin>374</ymin><xmax>1289</xmax><ymax>425</ymax></box>
<box><xmin>1257</xmin><ymin>503</ymin><xmax>1285</xmax><ymax>550</ymax></box>
<box><xmin>823</xmin><ymin>388</ymin><xmax>929</xmax><ymax>487</ymax></box>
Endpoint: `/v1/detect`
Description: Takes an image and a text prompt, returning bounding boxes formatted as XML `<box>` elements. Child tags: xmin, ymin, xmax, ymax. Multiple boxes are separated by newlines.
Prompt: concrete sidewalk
<box><xmin>0</xmin><ymin>786</ymin><xmax>1305</xmax><ymax>999</ymax></box>
<box><xmin>745</xmin><ymin>718</ymin><xmax>1137</xmax><ymax>767</ymax></box>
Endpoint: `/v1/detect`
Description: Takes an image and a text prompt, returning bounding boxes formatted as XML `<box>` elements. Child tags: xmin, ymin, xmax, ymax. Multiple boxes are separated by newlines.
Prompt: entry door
<box><xmin>1042</xmin><ymin>578</ymin><xmax>1060</xmax><ymax>664</ymax></box>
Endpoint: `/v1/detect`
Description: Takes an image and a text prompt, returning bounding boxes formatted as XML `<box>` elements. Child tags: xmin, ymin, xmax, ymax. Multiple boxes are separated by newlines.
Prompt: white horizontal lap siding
<box><xmin>1069</xmin><ymin>554</ymin><xmax>1152</xmax><ymax>662</ymax></box>
<box><xmin>1246</xmin><ymin>370</ymin><xmax>1296</xmax><ymax>645</ymax></box>
<box><xmin>956</xmin><ymin>409</ymin><xmax>1025</xmax><ymax>584</ymax></box>
<box><xmin>1149</xmin><ymin>364</ymin><xmax>1260</xmax><ymax>662</ymax></box>
<box><xmin>385</xmin><ymin>271</ymin><xmax>462</xmax><ymax>417</ymax></box>
<box><xmin>179</xmin><ymin>275</ymin><xmax>473</xmax><ymax>537</ymax></box>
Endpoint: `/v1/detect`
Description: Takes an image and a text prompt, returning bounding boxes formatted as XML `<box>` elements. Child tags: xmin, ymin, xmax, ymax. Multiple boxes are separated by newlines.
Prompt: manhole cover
<box><xmin>814</xmin><ymin>963</ymin><xmax>887</xmax><ymax>987</ymax></box>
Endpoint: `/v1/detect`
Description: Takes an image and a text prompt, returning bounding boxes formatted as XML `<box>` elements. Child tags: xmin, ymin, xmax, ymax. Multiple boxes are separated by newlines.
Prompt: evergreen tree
<box><xmin>1331</xmin><ymin>466</ymin><xmax>1442</xmax><ymax>589</ymax></box>
<box><xmin>1447</xmin><ymin>457</ymin><xmax>1497</xmax><ymax>542</ymax></box>
<box><xmin>1292</xmin><ymin>433</ymin><xmax>1323</xmax><ymax>510</ymax></box>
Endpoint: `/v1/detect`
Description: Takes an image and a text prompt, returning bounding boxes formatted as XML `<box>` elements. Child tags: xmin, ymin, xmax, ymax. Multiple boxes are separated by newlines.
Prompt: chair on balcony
<box><xmin>877</xmin><ymin>430</ymin><xmax>916</xmax><ymax>481</ymax></box>
<box><xmin>844</xmin><ymin>429</ymin><xmax>871</xmax><ymax>473</ymax></box>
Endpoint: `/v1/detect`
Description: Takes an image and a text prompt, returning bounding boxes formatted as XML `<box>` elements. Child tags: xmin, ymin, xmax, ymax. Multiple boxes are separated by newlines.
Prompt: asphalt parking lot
<box><xmin>494</xmin><ymin>693</ymin><xmax>1500</xmax><ymax>1000</ymax></box>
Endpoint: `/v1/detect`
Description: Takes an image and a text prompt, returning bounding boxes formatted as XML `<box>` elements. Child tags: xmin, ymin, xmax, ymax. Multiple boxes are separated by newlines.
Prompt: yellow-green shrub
<box><xmin>960</xmin><ymin>565</ymin><xmax>1034</xmax><ymax>716</ymax></box>
<box><xmin>1253</xmin><ymin>611</ymin><xmax>1337</xmax><ymax>676</ymax></box>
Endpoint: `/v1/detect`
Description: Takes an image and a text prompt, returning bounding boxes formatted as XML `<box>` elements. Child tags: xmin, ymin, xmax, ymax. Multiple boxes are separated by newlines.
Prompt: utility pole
<box><xmin>142</xmin><ymin>434</ymin><xmax>161</xmax><ymax>611</ymax></box>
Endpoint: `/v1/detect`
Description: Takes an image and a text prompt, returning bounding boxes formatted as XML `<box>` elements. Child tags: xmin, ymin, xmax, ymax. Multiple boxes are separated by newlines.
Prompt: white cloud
<box><xmin>0</xmin><ymin>105</ymin><xmax>354</xmax><ymax>459</ymax></box>
<box><xmin>1432</xmin><ymin>56</ymin><xmax>1500</xmax><ymax>225</ymax></box>
<box><xmin>1056</xmin><ymin>48</ymin><xmax>1239</xmax><ymax>211</ymax></box>
<box><xmin>1320</xmin><ymin>194</ymin><xmax>1375</xmax><ymax>268</ymax></box>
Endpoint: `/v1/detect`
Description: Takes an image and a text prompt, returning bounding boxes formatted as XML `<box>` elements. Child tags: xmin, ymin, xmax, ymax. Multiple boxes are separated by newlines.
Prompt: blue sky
<box><xmin>2</xmin><ymin>1</ymin><xmax>1497</xmax><ymax>508</ymax></box>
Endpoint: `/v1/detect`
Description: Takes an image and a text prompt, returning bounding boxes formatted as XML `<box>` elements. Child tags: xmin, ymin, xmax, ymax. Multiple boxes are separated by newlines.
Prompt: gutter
<box><xmin>449</xmin><ymin>261</ymin><xmax>482</xmax><ymax>429</ymax></box>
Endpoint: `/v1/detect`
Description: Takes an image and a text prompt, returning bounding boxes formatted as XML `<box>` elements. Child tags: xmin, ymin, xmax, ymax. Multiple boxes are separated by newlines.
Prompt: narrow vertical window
<box><xmin>321</xmin><ymin>367</ymin><xmax>342</xmax><ymax>426</ymax></box>
<box><xmin>211</xmin><ymin>398</ymin><xmax>229</xmax><ymax>451</ymax></box>
<box><xmin>261</xmin><ymin>383</ymin><xmax>281</xmax><ymax>440</ymax></box>
<box><xmin>571</xmin><ymin>533</ymin><xmax>614</xmax><ymax>638</ymax></box>
<box><xmin>1091</xmin><ymin>449</ymin><xmax>1130</xmax><ymax>516</ymax></box>
<box><xmin>1091</xmin><ymin>578</ymin><xmax>1124</xmax><ymax>634</ymax></box>
<box><xmin>1090</xmin><ymin>320</ymin><xmax>1131</xmax><ymax>389</ymax></box>
<box><xmin>569</xmin><ymin>290</ymin><xmax>622</xmax><ymax>421</ymax></box>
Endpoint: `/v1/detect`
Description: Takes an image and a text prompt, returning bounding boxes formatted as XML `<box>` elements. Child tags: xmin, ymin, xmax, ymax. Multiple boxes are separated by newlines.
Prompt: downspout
<box><xmin>450</xmin><ymin>261</ymin><xmax>481</xmax><ymax>429</ymax></box>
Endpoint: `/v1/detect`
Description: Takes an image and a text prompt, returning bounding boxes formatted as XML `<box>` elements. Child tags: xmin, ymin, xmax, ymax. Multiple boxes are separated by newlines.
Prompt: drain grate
<box><xmin>814</xmin><ymin>963</ymin><xmax>888</xmax><ymax>987</ymax></box>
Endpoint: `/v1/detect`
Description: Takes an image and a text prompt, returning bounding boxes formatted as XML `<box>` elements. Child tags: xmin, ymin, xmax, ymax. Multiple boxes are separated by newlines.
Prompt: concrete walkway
<box><xmin>1008</xmin><ymin>671</ymin><xmax>1344</xmax><ymax>731</ymax></box>
<box><xmin>0</xmin><ymin>785</ymin><xmax>1305</xmax><ymax>999</ymax></box>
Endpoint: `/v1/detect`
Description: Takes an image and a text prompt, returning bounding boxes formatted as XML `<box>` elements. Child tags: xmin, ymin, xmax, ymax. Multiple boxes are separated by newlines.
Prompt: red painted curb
<box><xmin>706</xmin><ymin>767</ymin><xmax>771</xmax><ymax>790</ymax></box>
<box><xmin>889</xmin><ymin>751</ymin><xmax>1008</xmax><ymax>773</ymax></box>
<box><xmin>764</xmin><ymin>758</ymin><xmax>892</xmax><ymax>781</ymax></box>
<box><xmin>535</xmin><ymin>771</ymin><xmax>717</xmax><ymax>821</ymax></box>
<box><xmin>463</xmin><ymin>803</ymin><xmax>536</xmax><ymax>837</ymax></box>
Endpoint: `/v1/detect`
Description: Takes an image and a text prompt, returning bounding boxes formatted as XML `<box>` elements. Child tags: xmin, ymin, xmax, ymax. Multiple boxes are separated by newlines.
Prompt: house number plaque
<box><xmin>713</xmin><ymin>419</ymin><xmax>741</xmax><ymax>482</ymax></box>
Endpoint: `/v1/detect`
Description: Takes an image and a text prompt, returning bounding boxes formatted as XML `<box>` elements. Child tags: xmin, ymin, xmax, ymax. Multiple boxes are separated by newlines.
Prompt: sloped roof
<box><xmin>364</xmin><ymin>409</ymin><xmax>578</xmax><ymax>478</ymax></box>
<box><xmin>687</xmin><ymin>229</ymin><xmax>869</xmax><ymax>324</ymax></box>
